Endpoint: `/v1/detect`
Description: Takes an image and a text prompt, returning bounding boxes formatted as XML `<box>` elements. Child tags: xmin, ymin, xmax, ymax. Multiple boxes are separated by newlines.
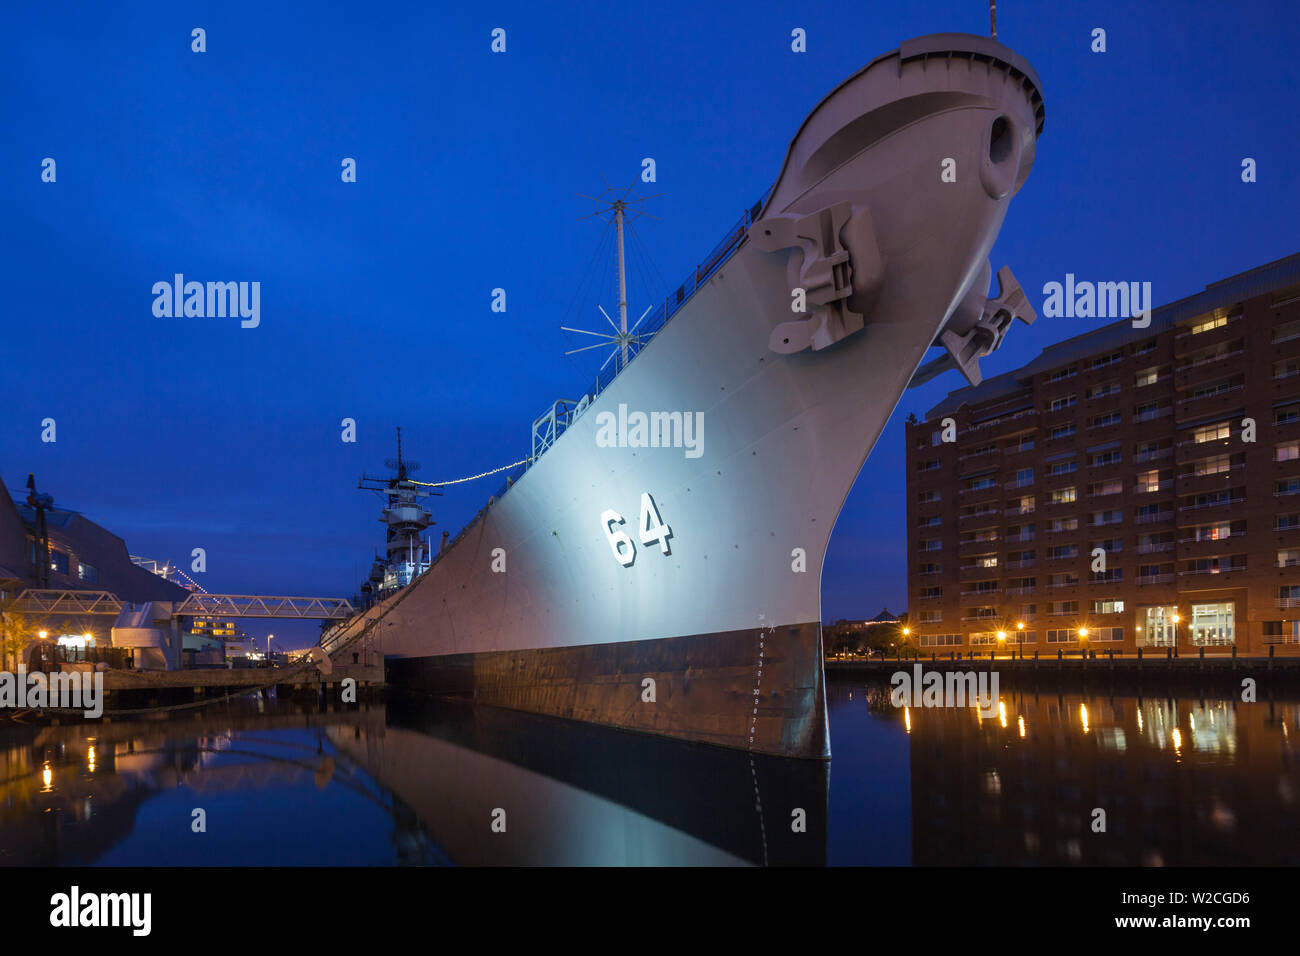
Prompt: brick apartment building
<box><xmin>905</xmin><ymin>253</ymin><xmax>1300</xmax><ymax>655</ymax></box>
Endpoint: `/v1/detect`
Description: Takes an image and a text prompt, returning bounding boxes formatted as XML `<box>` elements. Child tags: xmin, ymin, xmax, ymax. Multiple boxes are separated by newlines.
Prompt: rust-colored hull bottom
<box><xmin>385</xmin><ymin>623</ymin><xmax>830</xmax><ymax>759</ymax></box>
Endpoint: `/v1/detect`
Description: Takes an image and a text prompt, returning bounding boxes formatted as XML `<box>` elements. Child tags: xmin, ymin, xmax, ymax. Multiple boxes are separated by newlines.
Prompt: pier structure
<box><xmin>5</xmin><ymin>587</ymin><xmax>354</xmax><ymax>671</ymax></box>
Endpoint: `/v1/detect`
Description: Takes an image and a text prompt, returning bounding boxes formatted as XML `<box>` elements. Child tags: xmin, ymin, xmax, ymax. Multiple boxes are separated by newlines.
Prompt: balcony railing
<box><xmin>1176</xmin><ymin>384</ymin><xmax>1244</xmax><ymax>406</ymax></box>
<box><xmin>1004</xmin><ymin>478</ymin><xmax>1035</xmax><ymax>490</ymax></box>
<box><xmin>1178</xmin><ymin>497</ymin><xmax>1245</xmax><ymax>512</ymax></box>
<box><xmin>1177</xmin><ymin>532</ymin><xmax>1244</xmax><ymax>544</ymax></box>
<box><xmin>1178</xmin><ymin>566</ymin><xmax>1246</xmax><ymax>576</ymax></box>
<box><xmin>1137</xmin><ymin>542</ymin><xmax>1175</xmax><ymax>553</ymax></box>
<box><xmin>1133</xmin><ymin>407</ymin><xmax>1173</xmax><ymax>423</ymax></box>
<box><xmin>1278</xmin><ymin>597</ymin><xmax>1300</xmax><ymax>609</ymax></box>
<box><xmin>960</xmin><ymin>510</ymin><xmax>1001</xmax><ymax>521</ymax></box>
<box><xmin>1134</xmin><ymin>448</ymin><xmax>1173</xmax><ymax>463</ymax></box>
<box><xmin>1005</xmin><ymin>586</ymin><xmax>1036</xmax><ymax>596</ymax></box>
<box><xmin>1136</xmin><ymin>573</ymin><xmax>1175</xmax><ymax>584</ymax></box>
<box><xmin>1134</xmin><ymin>480</ymin><xmax>1175</xmax><ymax>494</ymax></box>
<box><xmin>1004</xmin><ymin>559</ymin><xmax>1036</xmax><ymax>569</ymax></box>
<box><xmin>1178</xmin><ymin>348</ymin><xmax>1244</xmax><ymax>371</ymax></box>
<box><xmin>960</xmin><ymin>588</ymin><xmax>1001</xmax><ymax>596</ymax></box>
<box><xmin>1176</xmin><ymin>464</ymin><xmax>1243</xmax><ymax>480</ymax></box>
<box><xmin>1135</xmin><ymin>512</ymin><xmax>1175</xmax><ymax>524</ymax></box>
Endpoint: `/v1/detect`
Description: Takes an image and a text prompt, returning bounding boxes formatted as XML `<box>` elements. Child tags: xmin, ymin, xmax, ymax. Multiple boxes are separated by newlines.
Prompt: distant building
<box><xmin>0</xmin><ymin>484</ymin><xmax>188</xmax><ymax>605</ymax></box>
<box><xmin>905</xmin><ymin>253</ymin><xmax>1300</xmax><ymax>655</ymax></box>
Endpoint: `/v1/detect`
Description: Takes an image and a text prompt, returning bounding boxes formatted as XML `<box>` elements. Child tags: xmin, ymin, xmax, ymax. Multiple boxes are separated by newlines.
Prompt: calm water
<box><xmin>3</xmin><ymin>680</ymin><xmax>1298</xmax><ymax>865</ymax></box>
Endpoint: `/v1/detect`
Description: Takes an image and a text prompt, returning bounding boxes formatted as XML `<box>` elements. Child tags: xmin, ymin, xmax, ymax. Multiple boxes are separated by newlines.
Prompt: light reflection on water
<box><xmin>3</xmin><ymin>683</ymin><xmax>1295</xmax><ymax>865</ymax></box>
<box><xmin>827</xmin><ymin>679</ymin><xmax>1300</xmax><ymax>865</ymax></box>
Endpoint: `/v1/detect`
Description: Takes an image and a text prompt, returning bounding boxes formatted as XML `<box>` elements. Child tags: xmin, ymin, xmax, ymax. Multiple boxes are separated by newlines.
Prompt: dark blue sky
<box><xmin>3</xmin><ymin>1</ymin><xmax>1297</xmax><ymax>647</ymax></box>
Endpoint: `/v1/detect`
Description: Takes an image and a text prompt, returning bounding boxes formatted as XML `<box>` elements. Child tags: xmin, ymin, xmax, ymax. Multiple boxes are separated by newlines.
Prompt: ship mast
<box><xmin>615</xmin><ymin>199</ymin><xmax>629</xmax><ymax>368</ymax></box>
<box><xmin>563</xmin><ymin>176</ymin><xmax>661</xmax><ymax>376</ymax></box>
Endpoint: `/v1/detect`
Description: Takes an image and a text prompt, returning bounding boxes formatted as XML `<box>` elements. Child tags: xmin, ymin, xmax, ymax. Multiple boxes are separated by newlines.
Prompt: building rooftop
<box><xmin>925</xmin><ymin>251</ymin><xmax>1300</xmax><ymax>421</ymax></box>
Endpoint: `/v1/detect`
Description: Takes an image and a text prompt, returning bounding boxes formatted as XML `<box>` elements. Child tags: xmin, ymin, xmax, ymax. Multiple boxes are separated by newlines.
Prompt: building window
<box><xmin>1050</xmin><ymin>517</ymin><xmax>1079</xmax><ymax>532</ymax></box>
<box><xmin>1090</xmin><ymin>350</ymin><xmax>1124</xmax><ymax>369</ymax></box>
<box><xmin>917</xmin><ymin>489</ymin><xmax>941</xmax><ymax>503</ymax></box>
<box><xmin>1049</xmin><ymin>395</ymin><xmax>1077</xmax><ymax>412</ymax></box>
<box><xmin>1135</xmin><ymin>367</ymin><xmax>1160</xmax><ymax>387</ymax></box>
<box><xmin>1139</xmin><ymin>607</ymin><xmax>1177</xmax><ymax>646</ymax></box>
<box><xmin>1189</xmin><ymin>315</ymin><xmax>1227</xmax><ymax>335</ymax></box>
<box><xmin>917</xmin><ymin>515</ymin><xmax>941</xmax><ymax>528</ymax></box>
<box><xmin>1273</xmin><ymin>318</ymin><xmax>1300</xmax><ymax>344</ymax></box>
<box><xmin>1092</xmin><ymin>568</ymin><xmax>1124</xmax><ymax>583</ymax></box>
<box><xmin>917</xmin><ymin>458</ymin><xmax>941</xmax><ymax>472</ymax></box>
<box><xmin>1190</xmin><ymin>602</ymin><xmax>1234</xmax><ymax>646</ymax></box>
<box><xmin>1046</xmin><ymin>629</ymin><xmax>1077</xmax><ymax>643</ymax></box>
<box><xmin>1275</xmin><ymin>405</ymin><xmax>1300</xmax><ymax>426</ymax></box>
<box><xmin>49</xmin><ymin>550</ymin><xmax>69</xmax><ymax>575</ymax></box>
<box><xmin>1193</xmin><ymin>422</ymin><xmax>1231</xmax><ymax>444</ymax></box>
<box><xmin>1277</xmin><ymin>514</ymin><xmax>1300</xmax><ymax>531</ymax></box>
<box><xmin>1277</xmin><ymin>478</ymin><xmax>1300</xmax><ymax>497</ymax></box>
<box><xmin>1049</xmin><ymin>424</ymin><xmax>1077</xmax><ymax>440</ymax></box>
<box><xmin>919</xmin><ymin>633</ymin><xmax>961</xmax><ymax>647</ymax></box>
<box><xmin>919</xmin><ymin>539</ymin><xmax>942</xmax><ymax>552</ymax></box>
<box><xmin>77</xmin><ymin>562</ymin><xmax>99</xmax><ymax>584</ymax></box>
<box><xmin>1049</xmin><ymin>460</ymin><xmax>1078</xmax><ymax>476</ymax></box>
<box><xmin>1134</xmin><ymin>470</ymin><xmax>1161</xmax><ymax>493</ymax></box>
<box><xmin>1048</xmin><ymin>545</ymin><xmax>1078</xmax><ymax>560</ymax></box>
<box><xmin>917</xmin><ymin>610</ymin><xmax>943</xmax><ymax>624</ymax></box>
<box><xmin>1093</xmin><ymin>599</ymin><xmax>1125</xmax><ymax>614</ymax></box>
<box><xmin>920</xmin><ymin>586</ymin><xmax>943</xmax><ymax>599</ymax></box>
<box><xmin>1090</xmin><ymin>411</ymin><xmax>1122</xmax><ymax>429</ymax></box>
<box><xmin>1277</xmin><ymin>441</ymin><xmax>1300</xmax><ymax>462</ymax></box>
<box><xmin>1088</xmin><ymin>382</ymin><xmax>1120</xmax><ymax>399</ymax></box>
<box><xmin>1050</xmin><ymin>487</ymin><xmax>1077</xmax><ymax>505</ymax></box>
<box><xmin>918</xmin><ymin>562</ymin><xmax>941</xmax><ymax>575</ymax></box>
<box><xmin>1091</xmin><ymin>627</ymin><xmax>1124</xmax><ymax>642</ymax></box>
<box><xmin>1048</xmin><ymin>601</ymin><xmax>1079</xmax><ymax>615</ymax></box>
<box><xmin>1275</xmin><ymin>358</ymin><xmax>1300</xmax><ymax>380</ymax></box>
<box><xmin>1091</xmin><ymin>510</ymin><xmax>1122</xmax><ymax>526</ymax></box>
<box><xmin>1134</xmin><ymin>402</ymin><xmax>1164</xmax><ymax>422</ymax></box>
<box><xmin>1090</xmin><ymin>479</ymin><xmax>1123</xmax><ymax>497</ymax></box>
<box><xmin>1091</xmin><ymin>450</ymin><xmax>1122</xmax><ymax>467</ymax></box>
<box><xmin>1191</xmin><ymin>454</ymin><xmax>1232</xmax><ymax>476</ymax></box>
<box><xmin>1046</xmin><ymin>365</ymin><xmax>1078</xmax><ymax>383</ymax></box>
<box><xmin>1278</xmin><ymin>549</ymin><xmax>1300</xmax><ymax>568</ymax></box>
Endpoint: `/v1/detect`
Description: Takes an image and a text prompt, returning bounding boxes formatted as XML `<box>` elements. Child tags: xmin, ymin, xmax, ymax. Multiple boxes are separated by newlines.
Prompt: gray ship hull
<box><xmin>328</xmin><ymin>33</ymin><xmax>1045</xmax><ymax>758</ymax></box>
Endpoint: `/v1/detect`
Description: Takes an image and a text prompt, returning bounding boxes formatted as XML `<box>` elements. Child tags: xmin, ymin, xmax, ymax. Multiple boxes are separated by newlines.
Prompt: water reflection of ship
<box><xmin>327</xmin><ymin>698</ymin><xmax>828</xmax><ymax>865</ymax></box>
<box><xmin>831</xmin><ymin>682</ymin><xmax>1300</xmax><ymax>865</ymax></box>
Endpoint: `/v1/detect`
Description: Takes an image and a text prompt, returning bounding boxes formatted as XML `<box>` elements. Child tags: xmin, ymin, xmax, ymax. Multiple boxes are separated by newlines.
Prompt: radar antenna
<box><xmin>562</xmin><ymin>174</ymin><xmax>662</xmax><ymax>375</ymax></box>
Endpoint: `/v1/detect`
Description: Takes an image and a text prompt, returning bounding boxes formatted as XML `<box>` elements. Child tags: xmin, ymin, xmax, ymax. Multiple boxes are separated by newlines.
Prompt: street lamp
<box><xmin>266</xmin><ymin>633</ymin><xmax>275</xmax><ymax>665</ymax></box>
<box><xmin>996</xmin><ymin>630</ymin><xmax>1007</xmax><ymax>659</ymax></box>
<box><xmin>1016</xmin><ymin>620</ymin><xmax>1025</xmax><ymax>658</ymax></box>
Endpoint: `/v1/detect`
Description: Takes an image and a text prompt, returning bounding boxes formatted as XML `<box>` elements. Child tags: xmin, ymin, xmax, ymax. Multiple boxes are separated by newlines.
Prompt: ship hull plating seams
<box><xmin>330</xmin><ymin>34</ymin><xmax>1045</xmax><ymax>759</ymax></box>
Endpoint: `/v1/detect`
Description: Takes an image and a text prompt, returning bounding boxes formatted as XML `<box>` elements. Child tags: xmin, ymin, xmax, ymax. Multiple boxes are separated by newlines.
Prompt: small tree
<box><xmin>0</xmin><ymin>606</ymin><xmax>32</xmax><ymax>671</ymax></box>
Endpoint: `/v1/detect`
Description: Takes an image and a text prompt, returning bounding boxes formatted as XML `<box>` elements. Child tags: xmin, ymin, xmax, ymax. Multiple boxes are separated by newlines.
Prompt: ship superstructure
<box><xmin>357</xmin><ymin>429</ymin><xmax>437</xmax><ymax>605</ymax></box>
<box><xmin>325</xmin><ymin>32</ymin><xmax>1047</xmax><ymax>759</ymax></box>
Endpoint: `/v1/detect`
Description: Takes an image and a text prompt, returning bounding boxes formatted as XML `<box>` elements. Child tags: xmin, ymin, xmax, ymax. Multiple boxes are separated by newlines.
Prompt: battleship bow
<box><xmin>326</xmin><ymin>33</ymin><xmax>1046</xmax><ymax>759</ymax></box>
